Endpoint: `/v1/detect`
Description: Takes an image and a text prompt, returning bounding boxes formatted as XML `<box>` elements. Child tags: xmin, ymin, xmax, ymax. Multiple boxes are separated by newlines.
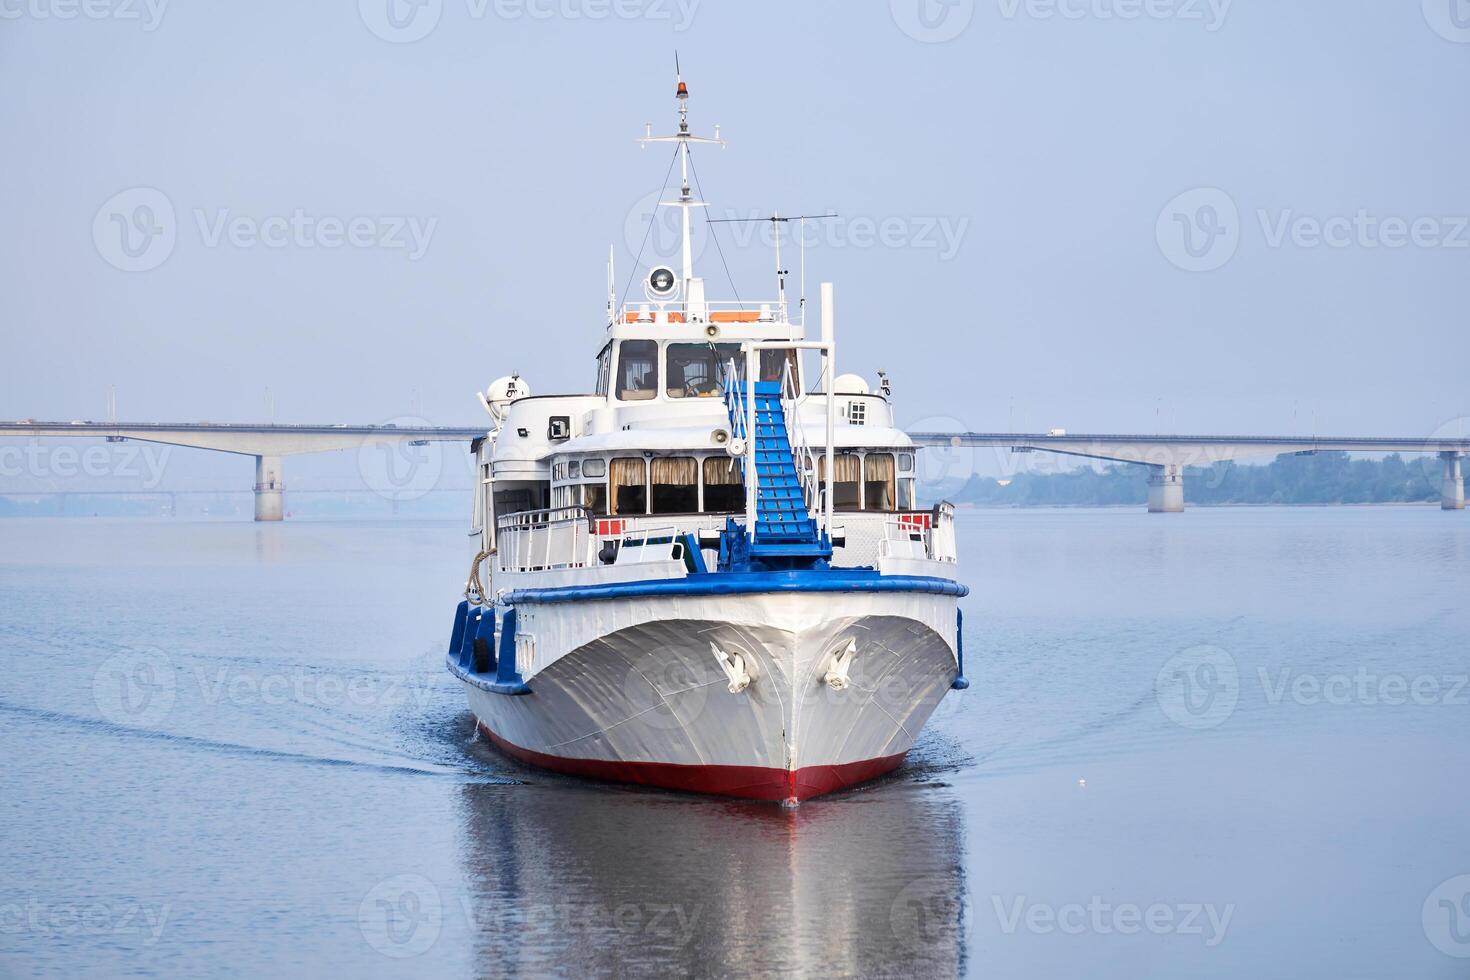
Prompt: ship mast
<box><xmin>639</xmin><ymin>65</ymin><xmax>724</xmax><ymax>287</ymax></box>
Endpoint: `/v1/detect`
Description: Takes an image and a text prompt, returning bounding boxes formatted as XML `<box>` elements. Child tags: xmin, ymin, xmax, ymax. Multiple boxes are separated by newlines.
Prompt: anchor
<box><xmin>710</xmin><ymin>641</ymin><xmax>752</xmax><ymax>694</ymax></box>
<box><xmin>824</xmin><ymin>638</ymin><xmax>857</xmax><ymax>690</ymax></box>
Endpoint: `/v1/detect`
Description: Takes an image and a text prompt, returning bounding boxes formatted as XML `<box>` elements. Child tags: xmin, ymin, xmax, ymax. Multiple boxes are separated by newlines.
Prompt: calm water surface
<box><xmin>1</xmin><ymin>509</ymin><xmax>1467</xmax><ymax>978</ymax></box>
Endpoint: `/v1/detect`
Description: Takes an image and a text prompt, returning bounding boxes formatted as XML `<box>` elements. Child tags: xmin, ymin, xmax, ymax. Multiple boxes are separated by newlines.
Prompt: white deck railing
<box><xmin>496</xmin><ymin>506</ymin><xmax>598</xmax><ymax>573</ymax></box>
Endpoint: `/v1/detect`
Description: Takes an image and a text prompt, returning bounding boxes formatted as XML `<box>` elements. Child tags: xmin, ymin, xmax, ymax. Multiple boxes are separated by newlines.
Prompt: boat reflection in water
<box><xmin>453</xmin><ymin>774</ymin><xmax>969</xmax><ymax>975</ymax></box>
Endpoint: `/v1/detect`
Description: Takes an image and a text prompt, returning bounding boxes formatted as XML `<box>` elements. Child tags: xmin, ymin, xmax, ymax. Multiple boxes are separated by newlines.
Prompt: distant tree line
<box><xmin>945</xmin><ymin>452</ymin><xmax>1454</xmax><ymax>507</ymax></box>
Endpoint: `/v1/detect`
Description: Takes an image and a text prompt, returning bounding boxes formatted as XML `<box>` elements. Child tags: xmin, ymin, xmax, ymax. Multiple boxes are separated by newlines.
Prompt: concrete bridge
<box><xmin>0</xmin><ymin>421</ymin><xmax>486</xmax><ymax>521</ymax></box>
<box><xmin>908</xmin><ymin>432</ymin><xmax>1470</xmax><ymax>512</ymax></box>
<box><xmin>3</xmin><ymin>421</ymin><xmax>1466</xmax><ymax>520</ymax></box>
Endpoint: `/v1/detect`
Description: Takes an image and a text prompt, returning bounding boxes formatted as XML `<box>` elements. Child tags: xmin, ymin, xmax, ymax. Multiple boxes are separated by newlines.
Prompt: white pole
<box><xmin>679</xmin><ymin>143</ymin><xmax>693</xmax><ymax>283</ymax></box>
<box><xmin>820</xmin><ymin>283</ymin><xmax>836</xmax><ymax>537</ymax></box>
<box><xmin>746</xmin><ymin>346</ymin><xmax>758</xmax><ymax>540</ymax></box>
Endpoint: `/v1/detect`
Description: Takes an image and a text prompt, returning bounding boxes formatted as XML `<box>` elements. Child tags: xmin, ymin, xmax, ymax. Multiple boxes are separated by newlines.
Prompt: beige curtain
<box><xmin>864</xmin><ymin>453</ymin><xmax>896</xmax><ymax>510</ymax></box>
<box><xmin>818</xmin><ymin>453</ymin><xmax>861</xmax><ymax>482</ymax></box>
<box><xmin>611</xmin><ymin>457</ymin><xmax>646</xmax><ymax>487</ymax></box>
<box><xmin>650</xmin><ymin>457</ymin><xmax>697</xmax><ymax>486</ymax></box>
<box><xmin>703</xmin><ymin>457</ymin><xmax>742</xmax><ymax>486</ymax></box>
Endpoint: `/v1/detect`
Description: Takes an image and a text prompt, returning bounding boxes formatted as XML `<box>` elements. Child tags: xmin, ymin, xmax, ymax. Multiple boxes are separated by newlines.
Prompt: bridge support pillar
<box><xmin>1147</xmin><ymin>464</ymin><xmax>1185</xmax><ymax>513</ymax></box>
<box><xmin>1443</xmin><ymin>453</ymin><xmax>1465</xmax><ymax>511</ymax></box>
<box><xmin>254</xmin><ymin>455</ymin><xmax>284</xmax><ymax>522</ymax></box>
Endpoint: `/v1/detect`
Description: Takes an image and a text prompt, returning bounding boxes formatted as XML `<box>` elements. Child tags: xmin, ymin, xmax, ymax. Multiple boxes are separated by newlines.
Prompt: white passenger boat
<box><xmin>447</xmin><ymin>76</ymin><xmax>968</xmax><ymax>804</ymax></box>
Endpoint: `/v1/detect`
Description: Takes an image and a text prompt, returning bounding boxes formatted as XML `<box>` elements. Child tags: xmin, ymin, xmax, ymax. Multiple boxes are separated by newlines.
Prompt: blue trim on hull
<box><xmin>505</xmin><ymin>569</ymin><xmax>969</xmax><ymax>605</ymax></box>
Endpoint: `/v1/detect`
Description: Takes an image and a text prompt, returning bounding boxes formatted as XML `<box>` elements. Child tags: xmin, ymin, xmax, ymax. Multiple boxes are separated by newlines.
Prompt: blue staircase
<box><xmin>725</xmin><ymin>380</ymin><xmax>831</xmax><ymax>563</ymax></box>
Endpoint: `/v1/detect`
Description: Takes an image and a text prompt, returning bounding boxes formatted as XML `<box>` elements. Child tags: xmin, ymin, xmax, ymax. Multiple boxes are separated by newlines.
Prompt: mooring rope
<box><xmin>464</xmin><ymin>549</ymin><xmax>494</xmax><ymax>605</ymax></box>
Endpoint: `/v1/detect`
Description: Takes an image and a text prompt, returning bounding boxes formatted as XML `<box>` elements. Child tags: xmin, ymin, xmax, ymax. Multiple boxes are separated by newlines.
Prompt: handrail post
<box><xmin>745</xmin><ymin>345</ymin><xmax>758</xmax><ymax>541</ymax></box>
<box><xmin>820</xmin><ymin>283</ymin><xmax>836</xmax><ymax>540</ymax></box>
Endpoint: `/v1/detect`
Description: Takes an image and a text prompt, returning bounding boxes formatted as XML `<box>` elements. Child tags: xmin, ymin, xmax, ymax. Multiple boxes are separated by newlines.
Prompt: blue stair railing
<box><xmin>723</xmin><ymin>357</ymin><xmax>831</xmax><ymax>566</ymax></box>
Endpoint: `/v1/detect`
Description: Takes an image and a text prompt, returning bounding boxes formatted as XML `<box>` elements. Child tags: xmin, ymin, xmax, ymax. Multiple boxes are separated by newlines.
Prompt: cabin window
<box><xmin>666</xmin><ymin>343</ymin><xmax>739</xmax><ymax>398</ymax></box>
<box><xmin>568</xmin><ymin>460</ymin><xmax>580</xmax><ymax>479</ymax></box>
<box><xmin>864</xmin><ymin>453</ymin><xmax>897</xmax><ymax>511</ymax></box>
<box><xmin>595</xmin><ymin>343</ymin><xmax>612</xmax><ymax>397</ymax></box>
<box><xmin>759</xmin><ymin>349</ymin><xmax>800</xmax><ymax>388</ymax></box>
<box><xmin>494</xmin><ymin>487</ymin><xmax>541</xmax><ymax>518</ymax></box>
<box><xmin>610</xmin><ymin>457</ymin><xmax>647</xmax><ymax>515</ymax></box>
<box><xmin>703</xmin><ymin>457</ymin><xmax>743</xmax><ymax>512</ymax></box>
<box><xmin>819</xmin><ymin>453</ymin><xmax>862</xmax><ymax>511</ymax></box>
<box><xmin>581</xmin><ymin>483</ymin><xmax>608</xmax><ymax>516</ymax></box>
<box><xmin>617</xmin><ymin>341</ymin><xmax>658</xmax><ymax>401</ymax></box>
<box><xmin>650</xmin><ymin>457</ymin><xmax>698</xmax><ymax>513</ymax></box>
<box><xmin>583</xmin><ymin>458</ymin><xmax>607</xmax><ymax>478</ymax></box>
<box><xmin>898</xmin><ymin>478</ymin><xmax>917</xmax><ymax>510</ymax></box>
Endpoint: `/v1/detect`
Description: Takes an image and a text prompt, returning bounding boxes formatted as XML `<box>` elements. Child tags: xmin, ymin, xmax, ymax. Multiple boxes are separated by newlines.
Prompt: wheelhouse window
<box><xmin>819</xmin><ymin>453</ymin><xmax>862</xmax><ymax>511</ymax></box>
<box><xmin>617</xmin><ymin>341</ymin><xmax>658</xmax><ymax>401</ymax></box>
<box><xmin>595</xmin><ymin>343</ymin><xmax>612</xmax><ymax>397</ymax></box>
<box><xmin>666</xmin><ymin>343</ymin><xmax>739</xmax><ymax>398</ymax></box>
<box><xmin>759</xmin><ymin>348</ymin><xmax>800</xmax><ymax>388</ymax></box>
<box><xmin>703</xmin><ymin>457</ymin><xmax>743</xmax><ymax>512</ymax></box>
<box><xmin>863</xmin><ymin>453</ymin><xmax>897</xmax><ymax>511</ymax></box>
<box><xmin>609</xmin><ymin>457</ymin><xmax>647</xmax><ymax>515</ymax></box>
<box><xmin>650</xmin><ymin>457</ymin><xmax>698</xmax><ymax>513</ymax></box>
<box><xmin>581</xmin><ymin>483</ymin><xmax>608</xmax><ymax>516</ymax></box>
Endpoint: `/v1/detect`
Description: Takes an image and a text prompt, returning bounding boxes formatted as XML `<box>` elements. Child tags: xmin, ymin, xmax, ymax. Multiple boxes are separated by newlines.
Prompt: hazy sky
<box><xmin>2</xmin><ymin>0</ymin><xmax>1467</xmax><ymax>457</ymax></box>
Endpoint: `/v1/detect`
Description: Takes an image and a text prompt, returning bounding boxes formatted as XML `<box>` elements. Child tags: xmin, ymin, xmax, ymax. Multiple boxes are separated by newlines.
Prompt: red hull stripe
<box><xmin>478</xmin><ymin>723</ymin><xmax>906</xmax><ymax>802</ymax></box>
